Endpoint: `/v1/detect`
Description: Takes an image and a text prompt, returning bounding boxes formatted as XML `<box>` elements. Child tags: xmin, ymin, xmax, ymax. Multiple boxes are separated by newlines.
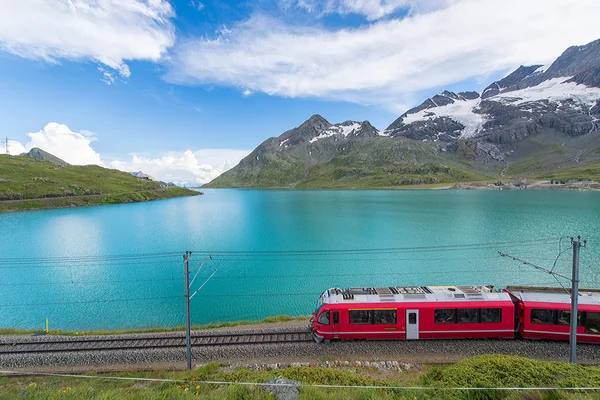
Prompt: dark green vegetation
<box><xmin>0</xmin><ymin>154</ymin><xmax>199</xmax><ymax>212</ymax></box>
<box><xmin>206</xmin><ymin>137</ymin><xmax>490</xmax><ymax>188</ymax></box>
<box><xmin>2</xmin><ymin>355</ymin><xmax>600</xmax><ymax>399</ymax></box>
<box><xmin>0</xmin><ymin>315</ymin><xmax>308</xmax><ymax>336</ymax></box>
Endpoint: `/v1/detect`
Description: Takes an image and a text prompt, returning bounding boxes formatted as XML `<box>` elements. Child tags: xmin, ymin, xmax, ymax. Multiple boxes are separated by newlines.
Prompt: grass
<box><xmin>0</xmin><ymin>315</ymin><xmax>309</xmax><ymax>336</ymax></box>
<box><xmin>2</xmin><ymin>356</ymin><xmax>600</xmax><ymax>399</ymax></box>
<box><xmin>0</xmin><ymin>154</ymin><xmax>199</xmax><ymax>211</ymax></box>
<box><xmin>538</xmin><ymin>162</ymin><xmax>600</xmax><ymax>182</ymax></box>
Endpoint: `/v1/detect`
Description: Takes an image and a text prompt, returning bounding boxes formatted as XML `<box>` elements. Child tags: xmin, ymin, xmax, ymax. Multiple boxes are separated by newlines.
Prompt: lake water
<box><xmin>1</xmin><ymin>189</ymin><xmax>600</xmax><ymax>331</ymax></box>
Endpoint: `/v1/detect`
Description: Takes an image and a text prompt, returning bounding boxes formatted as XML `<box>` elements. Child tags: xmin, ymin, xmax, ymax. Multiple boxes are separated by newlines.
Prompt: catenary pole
<box><xmin>184</xmin><ymin>251</ymin><xmax>192</xmax><ymax>370</ymax></box>
<box><xmin>569</xmin><ymin>237</ymin><xmax>582</xmax><ymax>363</ymax></box>
<box><xmin>499</xmin><ymin>235</ymin><xmax>586</xmax><ymax>363</ymax></box>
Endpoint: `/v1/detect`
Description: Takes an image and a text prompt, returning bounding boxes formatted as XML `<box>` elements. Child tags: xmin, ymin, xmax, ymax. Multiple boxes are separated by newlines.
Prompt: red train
<box><xmin>309</xmin><ymin>285</ymin><xmax>600</xmax><ymax>344</ymax></box>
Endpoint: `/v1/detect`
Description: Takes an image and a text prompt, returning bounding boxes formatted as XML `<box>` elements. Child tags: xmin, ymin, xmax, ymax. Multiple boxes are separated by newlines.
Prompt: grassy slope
<box><xmin>505</xmin><ymin>132</ymin><xmax>600</xmax><ymax>181</ymax></box>
<box><xmin>0</xmin><ymin>155</ymin><xmax>199</xmax><ymax>211</ymax></box>
<box><xmin>1</xmin><ymin>355</ymin><xmax>600</xmax><ymax>399</ymax></box>
<box><xmin>207</xmin><ymin>139</ymin><xmax>492</xmax><ymax>188</ymax></box>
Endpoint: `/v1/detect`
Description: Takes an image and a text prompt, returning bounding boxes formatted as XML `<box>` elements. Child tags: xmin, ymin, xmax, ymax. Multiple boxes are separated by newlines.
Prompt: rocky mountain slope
<box><xmin>207</xmin><ymin>39</ymin><xmax>600</xmax><ymax>188</ymax></box>
<box><xmin>22</xmin><ymin>147</ymin><xmax>70</xmax><ymax>167</ymax></box>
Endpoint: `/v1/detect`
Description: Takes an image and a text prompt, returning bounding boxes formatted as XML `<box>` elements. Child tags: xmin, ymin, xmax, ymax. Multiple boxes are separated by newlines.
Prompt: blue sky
<box><xmin>1</xmin><ymin>0</ymin><xmax>599</xmax><ymax>184</ymax></box>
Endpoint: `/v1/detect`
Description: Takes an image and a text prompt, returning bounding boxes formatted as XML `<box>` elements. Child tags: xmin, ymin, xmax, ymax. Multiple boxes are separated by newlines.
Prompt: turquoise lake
<box><xmin>1</xmin><ymin>189</ymin><xmax>599</xmax><ymax>331</ymax></box>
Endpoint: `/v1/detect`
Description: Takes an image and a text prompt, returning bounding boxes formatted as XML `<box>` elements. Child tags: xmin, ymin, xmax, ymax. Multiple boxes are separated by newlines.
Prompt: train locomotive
<box><xmin>309</xmin><ymin>285</ymin><xmax>600</xmax><ymax>343</ymax></box>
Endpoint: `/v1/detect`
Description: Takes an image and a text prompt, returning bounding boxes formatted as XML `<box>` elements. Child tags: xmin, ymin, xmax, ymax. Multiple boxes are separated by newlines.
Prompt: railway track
<box><xmin>0</xmin><ymin>330</ymin><xmax>314</xmax><ymax>355</ymax></box>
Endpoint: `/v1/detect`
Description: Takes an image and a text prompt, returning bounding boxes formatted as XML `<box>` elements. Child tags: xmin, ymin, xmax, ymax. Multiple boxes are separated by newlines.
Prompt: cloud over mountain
<box><xmin>1</xmin><ymin>122</ymin><xmax>104</xmax><ymax>166</ymax></box>
<box><xmin>168</xmin><ymin>0</ymin><xmax>600</xmax><ymax>108</ymax></box>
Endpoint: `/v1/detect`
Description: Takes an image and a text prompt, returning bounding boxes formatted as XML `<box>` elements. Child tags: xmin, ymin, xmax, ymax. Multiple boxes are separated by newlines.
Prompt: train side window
<box><xmin>585</xmin><ymin>312</ymin><xmax>600</xmax><ymax>334</ymax></box>
<box><xmin>530</xmin><ymin>309</ymin><xmax>555</xmax><ymax>324</ymax></box>
<box><xmin>557</xmin><ymin>310</ymin><xmax>583</xmax><ymax>326</ymax></box>
<box><xmin>434</xmin><ymin>309</ymin><xmax>456</xmax><ymax>324</ymax></box>
<box><xmin>349</xmin><ymin>310</ymin><xmax>371</xmax><ymax>324</ymax></box>
<box><xmin>480</xmin><ymin>308</ymin><xmax>502</xmax><ymax>323</ymax></box>
<box><xmin>457</xmin><ymin>308</ymin><xmax>478</xmax><ymax>323</ymax></box>
<box><xmin>317</xmin><ymin>311</ymin><xmax>330</xmax><ymax>325</ymax></box>
<box><xmin>373</xmin><ymin>310</ymin><xmax>397</xmax><ymax>324</ymax></box>
<box><xmin>333</xmin><ymin>311</ymin><xmax>339</xmax><ymax>324</ymax></box>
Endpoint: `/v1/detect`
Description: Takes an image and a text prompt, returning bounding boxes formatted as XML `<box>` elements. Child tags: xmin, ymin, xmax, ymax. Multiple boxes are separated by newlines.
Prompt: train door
<box><xmin>406</xmin><ymin>309</ymin><xmax>419</xmax><ymax>340</ymax></box>
<box><xmin>332</xmin><ymin>310</ymin><xmax>340</xmax><ymax>339</ymax></box>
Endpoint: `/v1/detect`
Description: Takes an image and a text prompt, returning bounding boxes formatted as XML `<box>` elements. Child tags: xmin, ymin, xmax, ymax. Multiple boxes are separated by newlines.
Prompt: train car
<box><xmin>506</xmin><ymin>286</ymin><xmax>600</xmax><ymax>344</ymax></box>
<box><xmin>310</xmin><ymin>285</ymin><xmax>515</xmax><ymax>342</ymax></box>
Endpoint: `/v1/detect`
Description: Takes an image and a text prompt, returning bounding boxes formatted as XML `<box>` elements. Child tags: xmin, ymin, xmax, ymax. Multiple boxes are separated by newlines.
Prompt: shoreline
<box><xmin>0</xmin><ymin>188</ymin><xmax>202</xmax><ymax>213</ymax></box>
<box><xmin>203</xmin><ymin>180</ymin><xmax>600</xmax><ymax>191</ymax></box>
<box><xmin>0</xmin><ymin>315</ymin><xmax>309</xmax><ymax>337</ymax></box>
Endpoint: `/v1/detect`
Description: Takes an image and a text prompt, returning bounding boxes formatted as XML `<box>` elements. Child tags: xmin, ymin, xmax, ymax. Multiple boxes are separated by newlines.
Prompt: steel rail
<box><xmin>0</xmin><ymin>330</ymin><xmax>314</xmax><ymax>355</ymax></box>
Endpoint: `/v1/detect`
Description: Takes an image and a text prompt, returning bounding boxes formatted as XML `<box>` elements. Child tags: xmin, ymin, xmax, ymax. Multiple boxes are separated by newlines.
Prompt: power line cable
<box><xmin>1</xmin><ymin>264</ymin><xmax>578</xmax><ymax>286</ymax></box>
<box><xmin>0</xmin><ymin>296</ymin><xmax>181</xmax><ymax>308</ymax></box>
<box><xmin>0</xmin><ymin>238</ymin><xmax>560</xmax><ymax>265</ymax></box>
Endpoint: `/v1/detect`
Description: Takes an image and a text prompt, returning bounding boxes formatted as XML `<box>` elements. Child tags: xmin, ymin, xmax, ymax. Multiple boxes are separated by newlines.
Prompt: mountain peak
<box><xmin>22</xmin><ymin>148</ymin><xmax>70</xmax><ymax>167</ymax></box>
<box><xmin>306</xmin><ymin>114</ymin><xmax>330</xmax><ymax>125</ymax></box>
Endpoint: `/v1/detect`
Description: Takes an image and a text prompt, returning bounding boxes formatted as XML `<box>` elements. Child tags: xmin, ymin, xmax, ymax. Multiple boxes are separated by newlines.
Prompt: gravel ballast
<box><xmin>1</xmin><ymin>321</ymin><xmax>599</xmax><ymax>371</ymax></box>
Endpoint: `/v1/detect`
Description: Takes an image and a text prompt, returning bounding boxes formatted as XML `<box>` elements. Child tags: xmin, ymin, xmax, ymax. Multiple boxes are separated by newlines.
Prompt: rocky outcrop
<box><xmin>22</xmin><ymin>148</ymin><xmax>70</xmax><ymax>167</ymax></box>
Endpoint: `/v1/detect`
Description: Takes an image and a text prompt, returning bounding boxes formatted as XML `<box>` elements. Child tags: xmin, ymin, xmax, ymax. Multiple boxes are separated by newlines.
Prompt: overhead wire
<box><xmin>0</xmin><ymin>237</ymin><xmax>560</xmax><ymax>265</ymax></box>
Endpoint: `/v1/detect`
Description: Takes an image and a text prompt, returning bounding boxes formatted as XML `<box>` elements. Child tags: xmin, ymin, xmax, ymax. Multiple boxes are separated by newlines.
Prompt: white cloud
<box><xmin>168</xmin><ymin>0</ymin><xmax>600</xmax><ymax>109</ymax></box>
<box><xmin>190</xmin><ymin>0</ymin><xmax>205</xmax><ymax>11</ymax></box>
<box><xmin>98</xmin><ymin>66</ymin><xmax>115</xmax><ymax>85</ymax></box>
<box><xmin>0</xmin><ymin>140</ymin><xmax>26</xmax><ymax>156</ymax></box>
<box><xmin>0</xmin><ymin>0</ymin><xmax>175</xmax><ymax>78</ymax></box>
<box><xmin>110</xmin><ymin>149</ymin><xmax>251</xmax><ymax>185</ymax></box>
<box><xmin>292</xmin><ymin>0</ymin><xmax>454</xmax><ymax>20</ymax></box>
<box><xmin>2</xmin><ymin>122</ymin><xmax>249</xmax><ymax>185</ymax></box>
<box><xmin>1</xmin><ymin>123</ymin><xmax>105</xmax><ymax>165</ymax></box>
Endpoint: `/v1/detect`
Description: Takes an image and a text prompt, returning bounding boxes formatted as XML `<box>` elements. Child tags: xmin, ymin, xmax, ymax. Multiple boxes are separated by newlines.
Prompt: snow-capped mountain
<box><xmin>207</xmin><ymin>38</ymin><xmax>600</xmax><ymax>188</ymax></box>
<box><xmin>273</xmin><ymin>114</ymin><xmax>380</xmax><ymax>148</ymax></box>
<box><xmin>385</xmin><ymin>39</ymin><xmax>600</xmax><ymax>148</ymax></box>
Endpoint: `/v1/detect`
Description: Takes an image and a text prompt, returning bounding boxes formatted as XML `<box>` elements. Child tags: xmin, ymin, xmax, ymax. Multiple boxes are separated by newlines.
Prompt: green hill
<box><xmin>0</xmin><ymin>154</ymin><xmax>199</xmax><ymax>212</ymax></box>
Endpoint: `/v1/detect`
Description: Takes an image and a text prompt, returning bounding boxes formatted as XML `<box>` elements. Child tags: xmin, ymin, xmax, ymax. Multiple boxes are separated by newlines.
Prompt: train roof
<box><xmin>506</xmin><ymin>286</ymin><xmax>600</xmax><ymax>306</ymax></box>
<box><xmin>321</xmin><ymin>285</ymin><xmax>511</xmax><ymax>305</ymax></box>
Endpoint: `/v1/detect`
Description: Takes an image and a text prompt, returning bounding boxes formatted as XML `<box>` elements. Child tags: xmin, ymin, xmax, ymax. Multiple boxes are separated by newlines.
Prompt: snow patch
<box><xmin>279</xmin><ymin>138</ymin><xmax>291</xmax><ymax>147</ymax></box>
<box><xmin>402</xmin><ymin>98</ymin><xmax>485</xmax><ymax>138</ymax></box>
<box><xmin>309</xmin><ymin>122</ymin><xmax>362</xmax><ymax>143</ymax></box>
<box><xmin>494</xmin><ymin>77</ymin><xmax>600</xmax><ymax>106</ymax></box>
<box><xmin>534</xmin><ymin>63</ymin><xmax>552</xmax><ymax>74</ymax></box>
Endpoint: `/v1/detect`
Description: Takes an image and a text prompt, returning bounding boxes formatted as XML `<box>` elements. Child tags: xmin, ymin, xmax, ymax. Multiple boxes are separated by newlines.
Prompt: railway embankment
<box><xmin>2</xmin><ymin>320</ymin><xmax>600</xmax><ymax>372</ymax></box>
<box><xmin>2</xmin><ymin>354</ymin><xmax>600</xmax><ymax>400</ymax></box>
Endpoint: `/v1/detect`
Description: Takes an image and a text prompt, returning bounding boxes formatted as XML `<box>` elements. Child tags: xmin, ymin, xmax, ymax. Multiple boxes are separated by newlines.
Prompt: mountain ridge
<box><xmin>206</xmin><ymin>38</ymin><xmax>600</xmax><ymax>188</ymax></box>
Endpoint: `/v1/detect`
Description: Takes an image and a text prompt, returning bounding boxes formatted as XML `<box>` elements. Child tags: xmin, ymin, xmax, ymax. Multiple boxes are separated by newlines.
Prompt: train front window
<box><xmin>531</xmin><ymin>309</ymin><xmax>555</xmax><ymax>324</ymax></box>
<box><xmin>557</xmin><ymin>311</ymin><xmax>583</xmax><ymax>326</ymax></box>
<box><xmin>317</xmin><ymin>311</ymin><xmax>330</xmax><ymax>325</ymax></box>
<box><xmin>585</xmin><ymin>312</ymin><xmax>600</xmax><ymax>334</ymax></box>
<box><xmin>434</xmin><ymin>309</ymin><xmax>456</xmax><ymax>324</ymax></box>
<box><xmin>373</xmin><ymin>310</ymin><xmax>397</xmax><ymax>324</ymax></box>
<box><xmin>457</xmin><ymin>308</ymin><xmax>478</xmax><ymax>323</ymax></box>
